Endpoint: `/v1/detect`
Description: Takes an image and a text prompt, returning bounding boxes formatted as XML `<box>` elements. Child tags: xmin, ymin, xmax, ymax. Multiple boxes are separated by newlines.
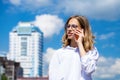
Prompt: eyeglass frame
<box><xmin>65</xmin><ymin>24</ymin><xmax>78</xmax><ymax>29</ymax></box>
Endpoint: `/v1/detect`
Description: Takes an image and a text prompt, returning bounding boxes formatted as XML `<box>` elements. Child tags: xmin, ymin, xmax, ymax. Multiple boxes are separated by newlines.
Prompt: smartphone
<box><xmin>74</xmin><ymin>33</ymin><xmax>79</xmax><ymax>40</ymax></box>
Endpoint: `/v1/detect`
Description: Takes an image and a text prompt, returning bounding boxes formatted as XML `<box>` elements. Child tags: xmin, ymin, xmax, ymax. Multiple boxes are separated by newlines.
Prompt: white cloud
<box><xmin>0</xmin><ymin>51</ymin><xmax>8</xmax><ymax>57</ymax></box>
<box><xmin>9</xmin><ymin>0</ymin><xmax>51</xmax><ymax>12</ymax></box>
<box><xmin>102</xmin><ymin>44</ymin><xmax>115</xmax><ymax>48</ymax></box>
<box><xmin>43</xmin><ymin>48</ymin><xmax>57</xmax><ymax>76</ymax></box>
<box><xmin>7</xmin><ymin>0</ymin><xmax>120</xmax><ymax>20</ymax></box>
<box><xmin>97</xmin><ymin>32</ymin><xmax>115</xmax><ymax>40</ymax></box>
<box><xmin>33</xmin><ymin>14</ymin><xmax>64</xmax><ymax>38</ymax></box>
<box><xmin>43</xmin><ymin>48</ymin><xmax>57</xmax><ymax>64</ymax></box>
<box><xmin>9</xmin><ymin>0</ymin><xmax>21</xmax><ymax>5</ymax></box>
<box><xmin>9</xmin><ymin>0</ymin><xmax>50</xmax><ymax>6</ymax></box>
<box><xmin>59</xmin><ymin>0</ymin><xmax>120</xmax><ymax>20</ymax></box>
<box><xmin>93</xmin><ymin>56</ymin><xmax>120</xmax><ymax>79</ymax></box>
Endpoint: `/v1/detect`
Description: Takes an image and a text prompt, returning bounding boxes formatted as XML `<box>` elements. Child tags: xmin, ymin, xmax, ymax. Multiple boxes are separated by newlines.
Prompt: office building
<box><xmin>7</xmin><ymin>22</ymin><xmax>43</xmax><ymax>77</ymax></box>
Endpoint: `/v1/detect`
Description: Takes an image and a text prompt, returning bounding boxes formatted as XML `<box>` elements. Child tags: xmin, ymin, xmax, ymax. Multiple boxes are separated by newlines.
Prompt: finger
<box><xmin>75</xmin><ymin>29</ymin><xmax>81</xmax><ymax>33</ymax></box>
<box><xmin>76</xmin><ymin>29</ymin><xmax>83</xmax><ymax>34</ymax></box>
<box><xmin>74</xmin><ymin>31</ymin><xmax>80</xmax><ymax>35</ymax></box>
<box><xmin>75</xmin><ymin>31</ymin><xmax>82</xmax><ymax>35</ymax></box>
<box><xmin>81</xmin><ymin>29</ymin><xmax>84</xmax><ymax>37</ymax></box>
<box><xmin>75</xmin><ymin>29</ymin><xmax>84</xmax><ymax>37</ymax></box>
<box><xmin>76</xmin><ymin>29</ymin><xmax>84</xmax><ymax>35</ymax></box>
<box><xmin>81</xmin><ymin>29</ymin><xmax>84</xmax><ymax>33</ymax></box>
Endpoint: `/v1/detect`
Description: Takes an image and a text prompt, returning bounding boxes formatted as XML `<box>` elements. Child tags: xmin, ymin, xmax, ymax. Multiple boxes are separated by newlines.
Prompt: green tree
<box><xmin>1</xmin><ymin>73</ymin><xmax>8</xmax><ymax>80</ymax></box>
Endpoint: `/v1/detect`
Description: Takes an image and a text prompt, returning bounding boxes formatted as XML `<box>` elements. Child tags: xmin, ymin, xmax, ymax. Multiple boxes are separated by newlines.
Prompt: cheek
<box><xmin>66</xmin><ymin>30</ymin><xmax>69</xmax><ymax>34</ymax></box>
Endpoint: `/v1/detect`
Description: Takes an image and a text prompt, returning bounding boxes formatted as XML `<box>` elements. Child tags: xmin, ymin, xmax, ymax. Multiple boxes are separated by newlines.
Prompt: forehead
<box><xmin>68</xmin><ymin>18</ymin><xmax>79</xmax><ymax>25</ymax></box>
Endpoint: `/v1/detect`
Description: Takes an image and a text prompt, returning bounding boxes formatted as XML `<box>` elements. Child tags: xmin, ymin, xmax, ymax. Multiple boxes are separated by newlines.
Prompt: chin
<box><xmin>68</xmin><ymin>36</ymin><xmax>74</xmax><ymax>40</ymax></box>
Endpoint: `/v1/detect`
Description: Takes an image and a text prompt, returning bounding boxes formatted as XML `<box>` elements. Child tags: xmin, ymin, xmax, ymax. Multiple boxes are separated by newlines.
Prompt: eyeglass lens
<box><xmin>66</xmin><ymin>24</ymin><xmax>78</xmax><ymax>28</ymax></box>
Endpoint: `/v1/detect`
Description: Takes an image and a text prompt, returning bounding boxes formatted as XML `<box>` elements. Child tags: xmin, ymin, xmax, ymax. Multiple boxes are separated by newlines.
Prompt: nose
<box><xmin>67</xmin><ymin>26</ymin><xmax>73</xmax><ymax>30</ymax></box>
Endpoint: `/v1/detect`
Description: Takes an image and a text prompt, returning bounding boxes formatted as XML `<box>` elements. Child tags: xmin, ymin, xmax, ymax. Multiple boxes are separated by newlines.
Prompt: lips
<box><xmin>67</xmin><ymin>33</ymin><xmax>74</xmax><ymax>36</ymax></box>
<box><xmin>67</xmin><ymin>30</ymin><xmax>74</xmax><ymax>37</ymax></box>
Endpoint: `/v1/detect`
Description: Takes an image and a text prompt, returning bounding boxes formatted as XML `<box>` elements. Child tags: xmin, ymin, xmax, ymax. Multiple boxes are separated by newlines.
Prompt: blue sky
<box><xmin>0</xmin><ymin>0</ymin><xmax>120</xmax><ymax>79</ymax></box>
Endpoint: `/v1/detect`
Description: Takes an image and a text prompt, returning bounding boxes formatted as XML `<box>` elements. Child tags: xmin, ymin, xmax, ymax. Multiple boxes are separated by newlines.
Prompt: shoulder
<box><xmin>89</xmin><ymin>46</ymin><xmax>98</xmax><ymax>52</ymax></box>
<box><xmin>52</xmin><ymin>47</ymin><xmax>68</xmax><ymax>57</ymax></box>
<box><xmin>50</xmin><ymin>47</ymin><xmax>65</xmax><ymax>62</ymax></box>
<box><xmin>54</xmin><ymin>47</ymin><xmax>65</xmax><ymax>54</ymax></box>
<box><xmin>87</xmin><ymin>46</ymin><xmax>99</xmax><ymax>56</ymax></box>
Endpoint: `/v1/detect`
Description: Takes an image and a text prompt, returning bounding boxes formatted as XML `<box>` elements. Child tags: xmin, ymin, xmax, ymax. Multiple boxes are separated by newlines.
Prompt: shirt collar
<box><xmin>66</xmin><ymin>46</ymin><xmax>78</xmax><ymax>51</ymax></box>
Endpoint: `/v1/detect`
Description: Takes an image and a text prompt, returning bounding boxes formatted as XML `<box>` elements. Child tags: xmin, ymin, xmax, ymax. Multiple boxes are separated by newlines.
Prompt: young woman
<box><xmin>49</xmin><ymin>15</ymin><xmax>99</xmax><ymax>80</ymax></box>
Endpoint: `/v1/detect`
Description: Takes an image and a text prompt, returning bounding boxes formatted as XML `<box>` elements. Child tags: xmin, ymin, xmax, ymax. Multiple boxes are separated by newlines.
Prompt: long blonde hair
<box><xmin>62</xmin><ymin>15</ymin><xmax>95</xmax><ymax>52</ymax></box>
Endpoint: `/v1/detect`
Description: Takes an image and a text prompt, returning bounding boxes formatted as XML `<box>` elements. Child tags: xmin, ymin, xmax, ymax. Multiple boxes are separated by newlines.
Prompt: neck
<box><xmin>70</xmin><ymin>39</ymin><xmax>78</xmax><ymax>48</ymax></box>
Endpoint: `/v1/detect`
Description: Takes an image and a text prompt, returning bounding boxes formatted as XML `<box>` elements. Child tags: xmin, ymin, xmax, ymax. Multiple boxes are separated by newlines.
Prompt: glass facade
<box><xmin>18</xmin><ymin>27</ymin><xmax>31</xmax><ymax>35</ymax></box>
<box><xmin>21</xmin><ymin>37</ymin><xmax>27</xmax><ymax>56</ymax></box>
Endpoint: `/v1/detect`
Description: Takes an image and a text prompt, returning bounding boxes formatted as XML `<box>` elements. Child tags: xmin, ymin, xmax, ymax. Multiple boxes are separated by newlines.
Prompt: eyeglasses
<box><xmin>66</xmin><ymin>24</ymin><xmax>78</xmax><ymax>28</ymax></box>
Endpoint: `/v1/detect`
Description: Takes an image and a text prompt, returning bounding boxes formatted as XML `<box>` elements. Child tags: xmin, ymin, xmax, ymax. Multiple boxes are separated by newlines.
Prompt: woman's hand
<box><xmin>74</xmin><ymin>29</ymin><xmax>86</xmax><ymax>56</ymax></box>
<box><xmin>74</xmin><ymin>29</ymin><xmax>84</xmax><ymax>44</ymax></box>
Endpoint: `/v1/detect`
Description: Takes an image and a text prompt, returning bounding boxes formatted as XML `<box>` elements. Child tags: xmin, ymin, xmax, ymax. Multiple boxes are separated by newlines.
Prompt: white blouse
<box><xmin>49</xmin><ymin>46</ymin><xmax>99</xmax><ymax>80</ymax></box>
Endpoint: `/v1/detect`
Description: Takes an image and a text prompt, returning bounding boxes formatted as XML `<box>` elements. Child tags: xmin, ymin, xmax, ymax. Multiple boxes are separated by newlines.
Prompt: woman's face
<box><xmin>66</xmin><ymin>18</ymin><xmax>81</xmax><ymax>40</ymax></box>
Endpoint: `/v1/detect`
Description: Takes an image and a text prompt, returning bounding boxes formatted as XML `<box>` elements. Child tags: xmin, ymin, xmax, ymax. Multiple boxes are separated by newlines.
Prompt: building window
<box><xmin>21</xmin><ymin>37</ymin><xmax>27</xmax><ymax>41</ymax></box>
<box><xmin>21</xmin><ymin>37</ymin><xmax>27</xmax><ymax>56</ymax></box>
